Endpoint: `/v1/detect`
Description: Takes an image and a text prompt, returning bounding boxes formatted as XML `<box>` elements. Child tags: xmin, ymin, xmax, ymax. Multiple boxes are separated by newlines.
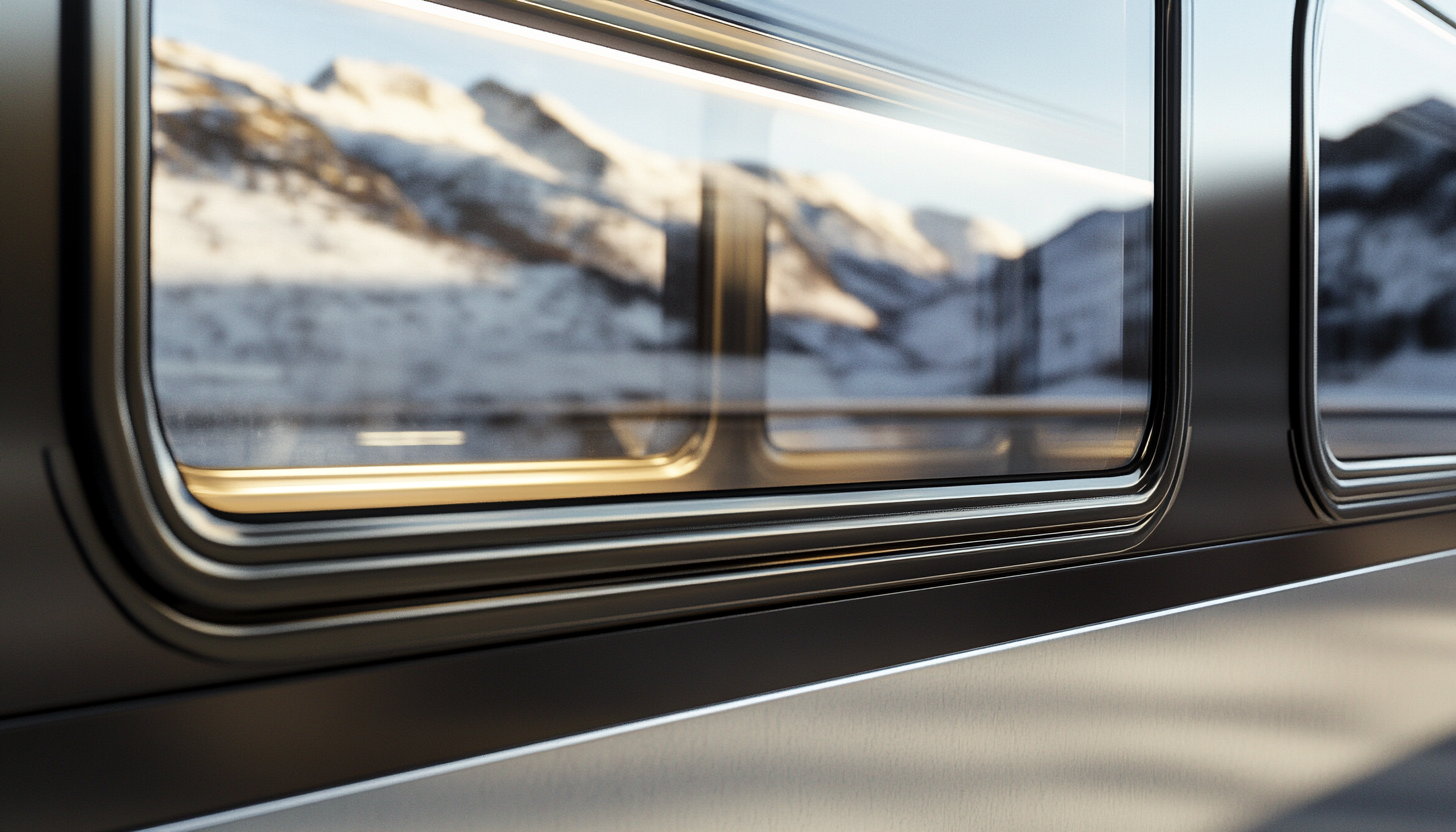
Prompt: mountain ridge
<box><xmin>1319</xmin><ymin>97</ymin><xmax>1456</xmax><ymax>369</ymax></box>
<box><xmin>148</xmin><ymin>37</ymin><xmax>1151</xmax><ymax>467</ymax></box>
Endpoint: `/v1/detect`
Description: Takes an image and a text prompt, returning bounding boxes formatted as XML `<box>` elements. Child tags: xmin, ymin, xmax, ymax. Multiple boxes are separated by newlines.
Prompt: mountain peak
<box><xmin>468</xmin><ymin>79</ymin><xmax>609</xmax><ymax>181</ymax></box>
<box><xmin>913</xmin><ymin>209</ymin><xmax>1025</xmax><ymax>282</ymax></box>
<box><xmin>152</xmin><ymin>37</ymin><xmax>295</xmax><ymax>111</ymax></box>
<box><xmin>311</xmin><ymin>57</ymin><xmax>459</xmax><ymax>110</ymax></box>
<box><xmin>1385</xmin><ymin>97</ymin><xmax>1456</xmax><ymax>152</ymax></box>
<box><xmin>305</xmin><ymin>56</ymin><xmax>558</xmax><ymax>179</ymax></box>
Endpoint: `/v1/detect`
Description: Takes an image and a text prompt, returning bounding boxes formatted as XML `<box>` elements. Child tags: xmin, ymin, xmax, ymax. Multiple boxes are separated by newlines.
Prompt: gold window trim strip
<box><xmin>177</xmin><ymin>428</ymin><xmax>713</xmax><ymax>514</ymax></box>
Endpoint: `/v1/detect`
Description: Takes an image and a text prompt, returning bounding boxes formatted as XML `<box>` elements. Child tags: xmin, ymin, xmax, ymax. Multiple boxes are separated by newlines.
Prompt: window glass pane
<box><xmin>760</xmin><ymin>115</ymin><xmax>1152</xmax><ymax>473</ymax></box>
<box><xmin>672</xmin><ymin>0</ymin><xmax>1155</xmax><ymax>473</ymax></box>
<box><xmin>149</xmin><ymin>0</ymin><xmax>1155</xmax><ymax>510</ymax></box>
<box><xmin>150</xmin><ymin>3</ymin><xmax>711</xmax><ymax>472</ymax></box>
<box><xmin>1316</xmin><ymin>0</ymin><xmax>1456</xmax><ymax>460</ymax></box>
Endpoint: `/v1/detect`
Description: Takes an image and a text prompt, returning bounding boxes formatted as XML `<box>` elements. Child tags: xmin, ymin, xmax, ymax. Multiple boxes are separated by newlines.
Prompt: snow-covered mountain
<box><xmin>149</xmin><ymin>38</ymin><xmax>1151</xmax><ymax>467</ymax></box>
<box><xmin>1319</xmin><ymin>97</ymin><xmax>1456</xmax><ymax>371</ymax></box>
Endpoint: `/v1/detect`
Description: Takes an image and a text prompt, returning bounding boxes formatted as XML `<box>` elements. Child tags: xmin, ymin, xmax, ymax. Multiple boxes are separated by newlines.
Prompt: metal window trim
<box><xmin>67</xmin><ymin>0</ymin><xmax>1191</xmax><ymax>663</ymax></box>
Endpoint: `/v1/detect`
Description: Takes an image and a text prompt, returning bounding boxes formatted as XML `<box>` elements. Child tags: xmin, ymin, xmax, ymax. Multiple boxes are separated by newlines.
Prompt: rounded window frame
<box><xmin>65</xmin><ymin>0</ymin><xmax>1192</xmax><ymax>663</ymax></box>
<box><xmin>1294</xmin><ymin>0</ymin><xmax>1456</xmax><ymax>520</ymax></box>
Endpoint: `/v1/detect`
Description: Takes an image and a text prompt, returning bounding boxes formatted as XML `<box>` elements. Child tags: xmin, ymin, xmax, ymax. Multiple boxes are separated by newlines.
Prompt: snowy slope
<box><xmin>1318</xmin><ymin>98</ymin><xmax>1456</xmax><ymax>370</ymax></box>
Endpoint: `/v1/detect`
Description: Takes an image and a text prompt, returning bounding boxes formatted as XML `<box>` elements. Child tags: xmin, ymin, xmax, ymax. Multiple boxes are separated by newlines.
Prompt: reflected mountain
<box><xmin>1316</xmin><ymin>98</ymin><xmax>1456</xmax><ymax>460</ymax></box>
<box><xmin>1319</xmin><ymin>97</ymin><xmax>1456</xmax><ymax>372</ymax></box>
<box><xmin>149</xmin><ymin>39</ymin><xmax>1150</xmax><ymax>467</ymax></box>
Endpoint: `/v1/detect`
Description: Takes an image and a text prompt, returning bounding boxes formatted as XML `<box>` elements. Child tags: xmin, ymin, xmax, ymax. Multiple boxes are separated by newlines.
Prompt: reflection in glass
<box><xmin>657</xmin><ymin>0</ymin><xmax>1153</xmax><ymax>175</ymax></box>
<box><xmin>149</xmin><ymin>0</ymin><xmax>1154</xmax><ymax>508</ymax></box>
<box><xmin>1316</xmin><ymin>0</ymin><xmax>1456</xmax><ymax>460</ymax></box>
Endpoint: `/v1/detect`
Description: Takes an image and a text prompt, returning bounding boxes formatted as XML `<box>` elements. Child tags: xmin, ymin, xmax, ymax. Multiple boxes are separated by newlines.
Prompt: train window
<box><xmin>147</xmin><ymin>0</ymin><xmax>1157</xmax><ymax>513</ymax></box>
<box><xmin>1304</xmin><ymin>0</ymin><xmax>1456</xmax><ymax>512</ymax></box>
<box><xmin>81</xmin><ymin>0</ymin><xmax>1180</xmax><ymax>659</ymax></box>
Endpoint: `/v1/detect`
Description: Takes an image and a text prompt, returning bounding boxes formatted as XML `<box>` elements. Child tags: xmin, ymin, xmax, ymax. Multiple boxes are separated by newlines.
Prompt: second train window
<box><xmin>149</xmin><ymin>0</ymin><xmax>1157</xmax><ymax>513</ymax></box>
<box><xmin>1315</xmin><ymin>0</ymin><xmax>1456</xmax><ymax>462</ymax></box>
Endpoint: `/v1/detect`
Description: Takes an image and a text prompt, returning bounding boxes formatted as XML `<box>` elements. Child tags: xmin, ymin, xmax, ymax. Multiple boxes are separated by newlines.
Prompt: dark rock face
<box><xmin>765</xmin><ymin>200</ymin><xmax>1152</xmax><ymax>403</ymax></box>
<box><xmin>1318</xmin><ymin>98</ymin><xmax>1456</xmax><ymax>371</ymax></box>
<box><xmin>1321</xmin><ymin>99</ymin><xmax>1456</xmax><ymax>226</ymax></box>
<box><xmin>1421</xmin><ymin>290</ymin><xmax>1456</xmax><ymax>351</ymax></box>
<box><xmin>1035</xmin><ymin>206</ymin><xmax>1154</xmax><ymax>385</ymax></box>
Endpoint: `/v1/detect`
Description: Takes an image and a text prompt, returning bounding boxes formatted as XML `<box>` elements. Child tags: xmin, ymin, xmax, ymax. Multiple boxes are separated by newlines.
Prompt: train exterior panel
<box><xmin>4</xmin><ymin>0</ymin><xmax>1456</xmax><ymax>829</ymax></box>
